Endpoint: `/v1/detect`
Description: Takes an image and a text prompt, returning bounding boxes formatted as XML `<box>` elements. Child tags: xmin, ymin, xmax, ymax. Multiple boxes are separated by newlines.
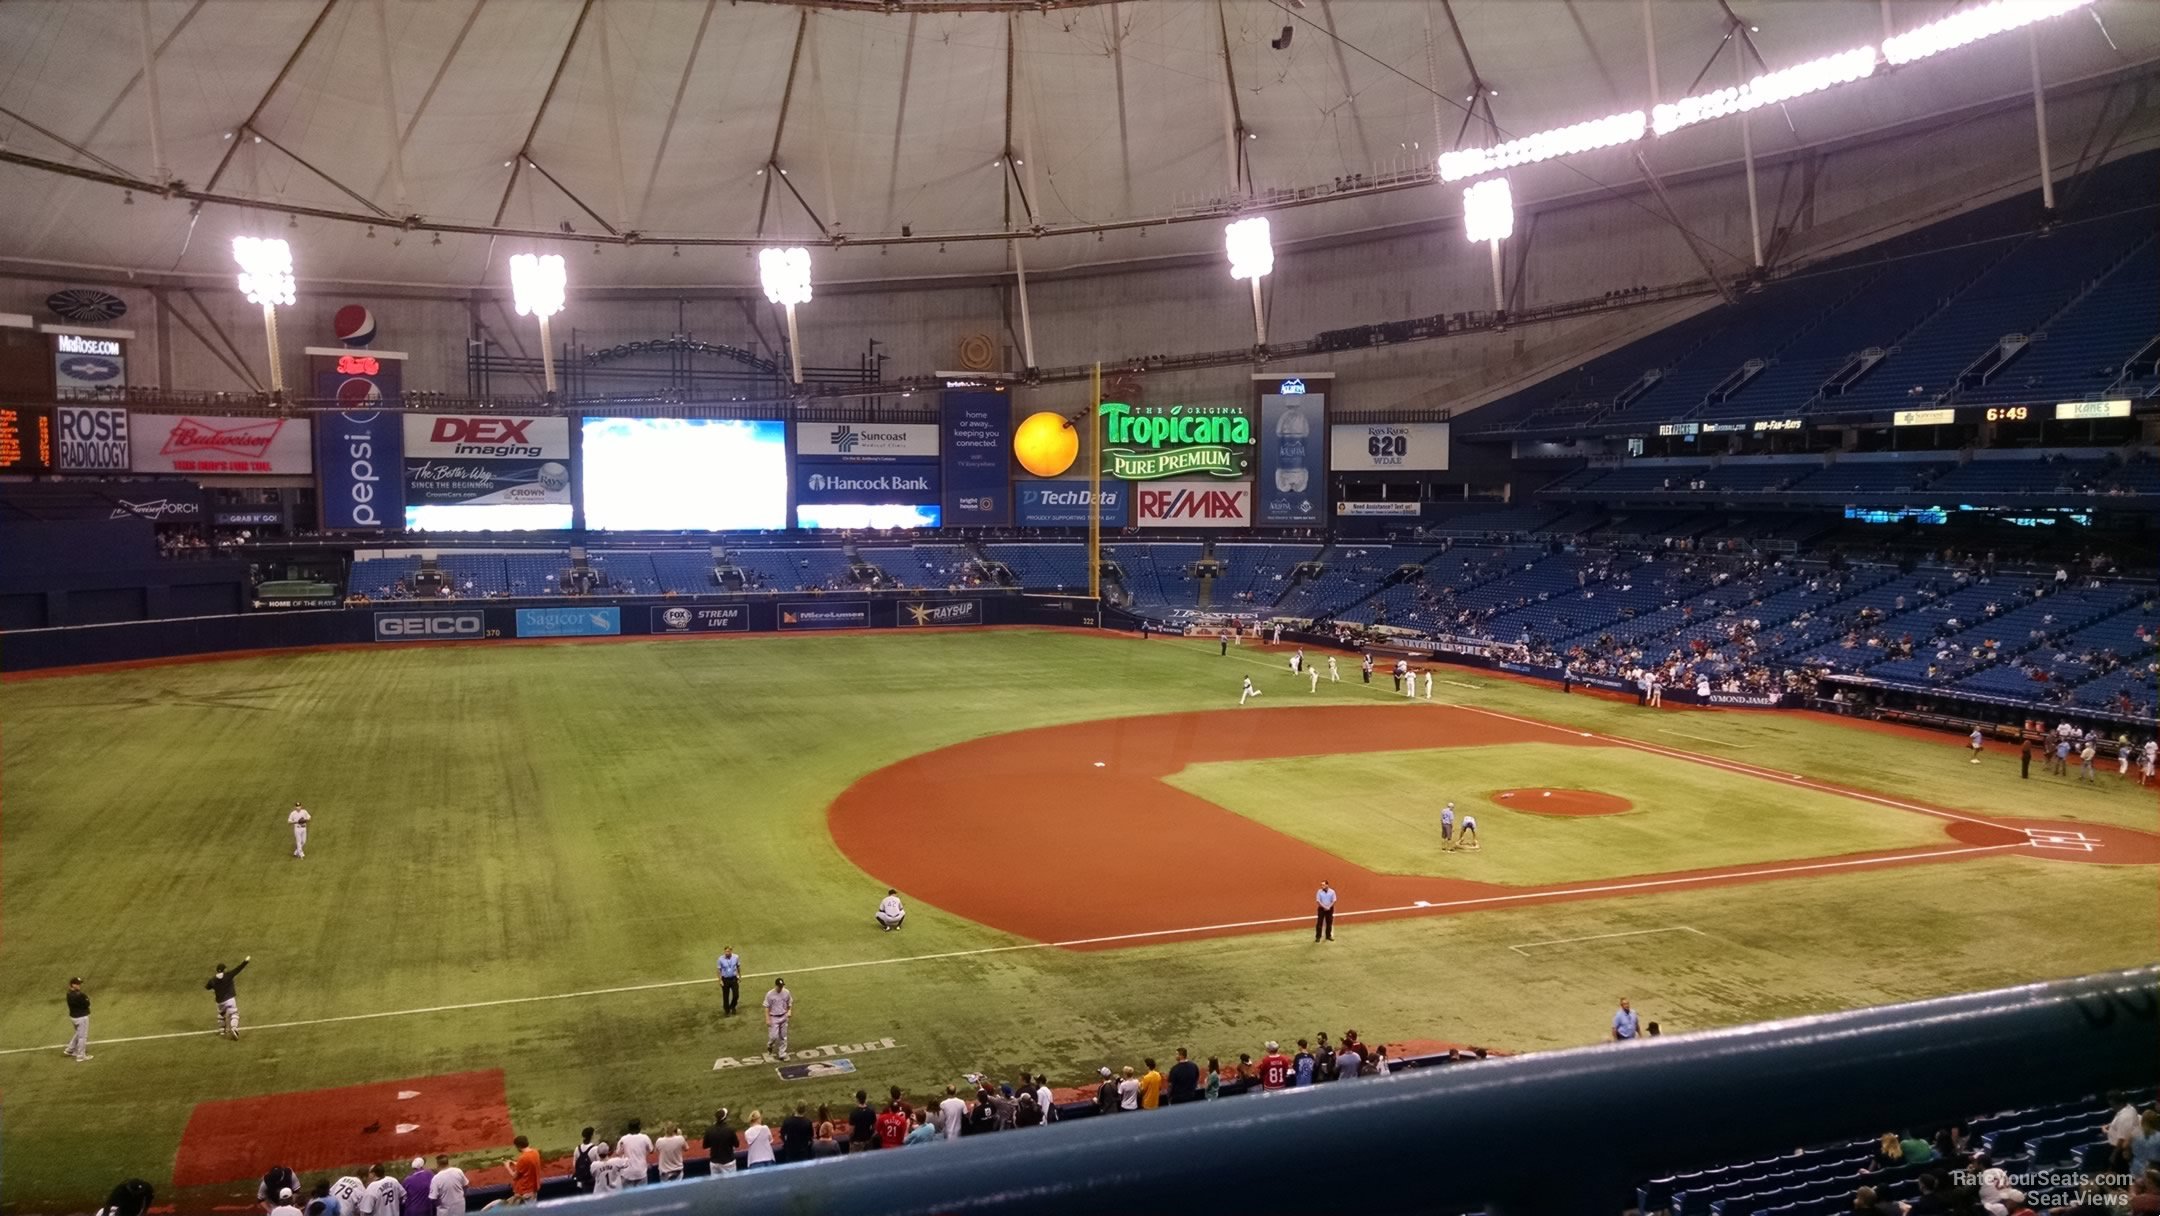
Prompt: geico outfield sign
<box><xmin>1098</xmin><ymin>401</ymin><xmax>1252</xmax><ymax>480</ymax></box>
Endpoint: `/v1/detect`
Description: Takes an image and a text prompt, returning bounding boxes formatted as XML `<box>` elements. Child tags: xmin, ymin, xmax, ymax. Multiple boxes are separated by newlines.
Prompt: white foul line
<box><xmin>1508</xmin><ymin>925</ymin><xmax>1709</xmax><ymax>954</ymax></box>
<box><xmin>0</xmin><ymin>842</ymin><xmax>2022</xmax><ymax>1059</ymax></box>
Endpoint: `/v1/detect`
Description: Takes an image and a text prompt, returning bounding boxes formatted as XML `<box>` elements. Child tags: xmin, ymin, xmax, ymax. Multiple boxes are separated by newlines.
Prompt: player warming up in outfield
<box><xmin>287</xmin><ymin>802</ymin><xmax>311</xmax><ymax>857</ymax></box>
<box><xmin>764</xmin><ymin>978</ymin><xmax>794</xmax><ymax>1059</ymax></box>
<box><xmin>64</xmin><ymin>977</ymin><xmax>91</xmax><ymax>1061</ymax></box>
<box><xmin>1240</xmin><ymin>676</ymin><xmax>1262</xmax><ymax>706</ymax></box>
<box><xmin>1969</xmin><ymin>727</ymin><xmax>1984</xmax><ymax>764</ymax></box>
<box><xmin>206</xmin><ymin>957</ymin><xmax>250</xmax><ymax>1039</ymax></box>
<box><xmin>1328</xmin><ymin>655</ymin><xmax>1339</xmax><ymax>682</ymax></box>
<box><xmin>876</xmin><ymin>889</ymin><xmax>906</xmax><ymax>931</ymax></box>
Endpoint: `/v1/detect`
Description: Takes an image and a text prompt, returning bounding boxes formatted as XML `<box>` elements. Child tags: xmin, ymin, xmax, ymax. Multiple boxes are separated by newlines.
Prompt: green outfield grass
<box><xmin>0</xmin><ymin>629</ymin><xmax>2152</xmax><ymax>1211</ymax></box>
<box><xmin>1169</xmin><ymin>743</ymin><xmax>1955</xmax><ymax>885</ymax></box>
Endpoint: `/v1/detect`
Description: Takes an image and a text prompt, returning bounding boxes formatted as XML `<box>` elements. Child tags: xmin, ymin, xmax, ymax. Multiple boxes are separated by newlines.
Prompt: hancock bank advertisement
<box><xmin>1097</xmin><ymin>401</ymin><xmax>1252</xmax><ymax>481</ymax></box>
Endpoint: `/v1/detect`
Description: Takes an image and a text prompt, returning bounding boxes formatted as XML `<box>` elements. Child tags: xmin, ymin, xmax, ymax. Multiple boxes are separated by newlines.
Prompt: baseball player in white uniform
<box><xmin>763</xmin><ymin>978</ymin><xmax>794</xmax><ymax>1058</ymax></box>
<box><xmin>1404</xmin><ymin>667</ymin><xmax>1418</xmax><ymax>698</ymax></box>
<box><xmin>1456</xmin><ymin>814</ymin><xmax>1479</xmax><ymax>849</ymax></box>
<box><xmin>327</xmin><ymin>1175</ymin><xmax>366</xmax><ymax>1213</ymax></box>
<box><xmin>1240</xmin><ymin>677</ymin><xmax>1261</xmax><ymax>706</ymax></box>
<box><xmin>287</xmin><ymin>803</ymin><xmax>311</xmax><ymax>858</ymax></box>
<box><xmin>1290</xmin><ymin>648</ymin><xmax>1303</xmax><ymax>674</ymax></box>
<box><xmin>1328</xmin><ymin>656</ymin><xmax>1339</xmax><ymax>682</ymax></box>
<box><xmin>876</xmin><ymin>889</ymin><xmax>906</xmax><ymax>931</ymax></box>
<box><xmin>1423</xmin><ymin>671</ymin><xmax>1433</xmax><ymax>700</ymax></box>
<box><xmin>1309</xmin><ymin>666</ymin><xmax>1320</xmax><ymax>693</ymax></box>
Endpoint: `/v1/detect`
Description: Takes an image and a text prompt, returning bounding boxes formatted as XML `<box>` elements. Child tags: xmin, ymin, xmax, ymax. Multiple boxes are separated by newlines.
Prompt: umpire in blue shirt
<box><xmin>716</xmin><ymin>947</ymin><xmax>742</xmax><ymax>1015</ymax></box>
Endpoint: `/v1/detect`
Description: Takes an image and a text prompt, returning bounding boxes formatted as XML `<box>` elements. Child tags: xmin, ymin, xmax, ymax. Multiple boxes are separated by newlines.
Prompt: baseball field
<box><xmin>1</xmin><ymin>626</ymin><xmax>2154</xmax><ymax>1211</ymax></box>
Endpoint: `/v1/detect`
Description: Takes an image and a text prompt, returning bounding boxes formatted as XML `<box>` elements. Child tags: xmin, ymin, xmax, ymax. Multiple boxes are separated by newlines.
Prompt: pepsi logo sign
<box><xmin>334</xmin><ymin>304</ymin><xmax>377</xmax><ymax>347</ymax></box>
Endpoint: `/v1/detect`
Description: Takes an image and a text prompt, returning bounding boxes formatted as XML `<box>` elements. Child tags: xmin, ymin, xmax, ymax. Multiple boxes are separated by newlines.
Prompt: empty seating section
<box><xmin>588</xmin><ymin>552</ymin><xmax>661</xmax><ymax>596</ymax></box>
<box><xmin>436</xmin><ymin>554</ymin><xmax>510</xmax><ymax>597</ymax></box>
<box><xmin>986</xmin><ymin>543</ymin><xmax>1090</xmax><ymax>591</ymax></box>
<box><xmin>1272</xmin><ymin>545</ymin><xmax>1405</xmax><ymax>620</ymax></box>
<box><xmin>1104</xmin><ymin>543</ymin><xmax>1204</xmax><ymax>614</ymax></box>
<box><xmin>1836</xmin><ymin>209</ymin><xmax>2157</xmax><ymax>411</ymax></box>
<box><xmin>1783</xmin><ymin>461</ymin><xmax>1951</xmax><ymax>496</ymax></box>
<box><xmin>1430</xmin><ymin>503</ymin><xmax>1568</xmax><ymax>533</ymax></box>
<box><xmin>1960</xmin><ymin>239</ymin><xmax>2159</xmax><ymax>406</ymax></box>
<box><xmin>1467</xmin><ymin>152</ymin><xmax>2158</xmax><ymax>434</ymax></box>
<box><xmin>731</xmin><ymin>548</ymin><xmax>853</xmax><ymax>591</ymax></box>
<box><xmin>350</xmin><ymin>555</ymin><xmax>422</xmax><ymax>596</ymax></box>
<box><xmin>1213</xmin><ymin>543</ymin><xmax>1322</xmax><ymax>608</ymax></box>
<box><xmin>651</xmin><ymin>551</ymin><xmax>721</xmax><ymax>594</ymax></box>
<box><xmin>861</xmin><ymin>543</ymin><xmax>975</xmax><ymax>588</ymax></box>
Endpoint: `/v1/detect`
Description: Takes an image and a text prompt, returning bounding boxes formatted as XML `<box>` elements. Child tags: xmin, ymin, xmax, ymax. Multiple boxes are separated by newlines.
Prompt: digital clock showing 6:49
<box><xmin>1985</xmin><ymin>406</ymin><xmax>2031</xmax><ymax>423</ymax></box>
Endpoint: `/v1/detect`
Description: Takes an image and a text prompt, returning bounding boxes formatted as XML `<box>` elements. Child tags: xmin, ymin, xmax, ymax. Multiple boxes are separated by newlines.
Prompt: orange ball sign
<box><xmin>1013</xmin><ymin>410</ymin><xmax>1079</xmax><ymax>478</ymax></box>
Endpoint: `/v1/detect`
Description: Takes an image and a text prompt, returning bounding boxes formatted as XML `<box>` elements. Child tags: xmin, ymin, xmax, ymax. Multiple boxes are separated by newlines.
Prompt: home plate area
<box><xmin>173</xmin><ymin>1070</ymin><xmax>515</xmax><ymax>1187</ymax></box>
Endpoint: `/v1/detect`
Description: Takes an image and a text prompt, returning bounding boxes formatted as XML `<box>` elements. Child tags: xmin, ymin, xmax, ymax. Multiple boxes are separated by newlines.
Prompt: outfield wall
<box><xmin>0</xmin><ymin>592</ymin><xmax>1101</xmax><ymax>672</ymax></box>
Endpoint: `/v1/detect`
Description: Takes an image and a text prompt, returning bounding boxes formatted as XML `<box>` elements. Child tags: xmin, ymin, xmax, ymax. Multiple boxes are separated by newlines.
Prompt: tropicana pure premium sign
<box><xmin>1098</xmin><ymin>401</ymin><xmax>1253</xmax><ymax>480</ymax></box>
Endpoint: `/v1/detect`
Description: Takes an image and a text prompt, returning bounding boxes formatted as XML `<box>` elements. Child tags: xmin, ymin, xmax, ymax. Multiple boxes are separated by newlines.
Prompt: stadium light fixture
<box><xmin>509</xmin><ymin>252</ymin><xmax>567</xmax><ymax>397</ymax></box>
<box><xmin>1225</xmin><ymin>216</ymin><xmax>1274</xmax><ymax>346</ymax></box>
<box><xmin>1439</xmin><ymin>110</ymin><xmax>1646</xmax><ymax>183</ymax></box>
<box><xmin>1462</xmin><ymin>178</ymin><xmax>1514</xmax><ymax>314</ymax></box>
<box><xmin>759</xmin><ymin>246</ymin><xmax>812</xmax><ymax>384</ymax></box>
<box><xmin>231</xmin><ymin>236</ymin><xmax>296</xmax><ymax>395</ymax></box>
<box><xmin>1883</xmin><ymin>0</ymin><xmax>2095</xmax><ymax>65</ymax></box>
<box><xmin>1652</xmin><ymin>46</ymin><xmax>1877</xmax><ymax>136</ymax></box>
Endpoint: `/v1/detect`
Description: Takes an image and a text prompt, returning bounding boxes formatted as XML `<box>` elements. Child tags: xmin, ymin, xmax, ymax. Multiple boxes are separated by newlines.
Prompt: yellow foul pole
<box><xmin>1087</xmin><ymin>361</ymin><xmax>1102</xmax><ymax>610</ymax></box>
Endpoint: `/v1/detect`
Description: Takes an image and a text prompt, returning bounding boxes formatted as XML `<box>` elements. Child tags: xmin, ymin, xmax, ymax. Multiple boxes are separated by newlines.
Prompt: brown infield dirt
<box><xmin>1491</xmin><ymin>788</ymin><xmax>1634</xmax><ymax>816</ymax></box>
<box><xmin>829</xmin><ymin>703</ymin><xmax>2160</xmax><ymax>948</ymax></box>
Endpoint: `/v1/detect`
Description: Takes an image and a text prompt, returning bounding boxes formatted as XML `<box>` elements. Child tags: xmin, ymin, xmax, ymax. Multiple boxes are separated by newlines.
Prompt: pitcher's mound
<box><xmin>1490</xmin><ymin>788</ymin><xmax>1633</xmax><ymax>817</ymax></box>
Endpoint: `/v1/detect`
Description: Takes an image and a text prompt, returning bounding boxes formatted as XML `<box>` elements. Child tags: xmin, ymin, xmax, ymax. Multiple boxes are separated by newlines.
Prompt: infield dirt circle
<box><xmin>1490</xmin><ymin>788</ymin><xmax>1634</xmax><ymax>816</ymax></box>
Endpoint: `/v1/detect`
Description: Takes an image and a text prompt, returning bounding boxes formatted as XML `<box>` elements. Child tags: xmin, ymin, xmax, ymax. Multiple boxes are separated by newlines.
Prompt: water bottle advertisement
<box><xmin>1255</xmin><ymin>374</ymin><xmax>1328</xmax><ymax>526</ymax></box>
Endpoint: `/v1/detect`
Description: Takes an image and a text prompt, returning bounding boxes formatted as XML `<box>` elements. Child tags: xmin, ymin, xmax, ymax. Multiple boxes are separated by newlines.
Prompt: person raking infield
<box><xmin>764</xmin><ymin>977</ymin><xmax>794</xmax><ymax>1059</ymax></box>
<box><xmin>286</xmin><ymin>802</ymin><xmax>311</xmax><ymax>858</ymax></box>
<box><xmin>206</xmin><ymin>957</ymin><xmax>249</xmax><ymax>1039</ymax></box>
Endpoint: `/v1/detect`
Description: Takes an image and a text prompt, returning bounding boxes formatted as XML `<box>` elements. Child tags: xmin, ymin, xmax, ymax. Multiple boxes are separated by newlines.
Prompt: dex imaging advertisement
<box><xmin>402</xmin><ymin>414</ymin><xmax>572</xmax><ymax>531</ymax></box>
<box><xmin>1258</xmin><ymin>386</ymin><xmax>1325</xmax><ymax>526</ymax></box>
<box><xmin>582</xmin><ymin>417</ymin><xmax>787</xmax><ymax>531</ymax></box>
<box><xmin>941</xmin><ymin>392</ymin><xmax>1011</xmax><ymax>526</ymax></box>
<box><xmin>316</xmin><ymin>411</ymin><xmax>404</xmax><ymax>530</ymax></box>
<box><xmin>131</xmin><ymin>414</ymin><xmax>314</xmax><ymax>475</ymax></box>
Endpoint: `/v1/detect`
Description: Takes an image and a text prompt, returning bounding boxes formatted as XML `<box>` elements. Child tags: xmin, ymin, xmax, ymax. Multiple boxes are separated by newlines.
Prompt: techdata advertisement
<box><xmin>1015</xmin><ymin>479</ymin><xmax>1128</xmax><ymax>527</ymax></box>
<box><xmin>582</xmin><ymin>417</ymin><xmax>787</xmax><ymax>531</ymax></box>
<box><xmin>316</xmin><ymin>411</ymin><xmax>404</xmax><ymax>530</ymax></box>
<box><xmin>1257</xmin><ymin>376</ymin><xmax>1326</xmax><ymax>526</ymax></box>
<box><xmin>402</xmin><ymin>414</ymin><xmax>571</xmax><ymax>531</ymax></box>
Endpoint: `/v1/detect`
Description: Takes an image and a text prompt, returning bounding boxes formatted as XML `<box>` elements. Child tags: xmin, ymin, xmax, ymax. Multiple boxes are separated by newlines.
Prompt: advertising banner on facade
<box><xmin>941</xmin><ymin>393</ymin><xmax>1011</xmax><ymax>526</ymax></box>
<box><xmin>778</xmin><ymin>601</ymin><xmax>870</xmax><ymax>630</ymax></box>
<box><xmin>53</xmin><ymin>333</ymin><xmax>126</xmax><ymax>400</ymax></box>
<box><xmin>795</xmin><ymin>421</ymin><xmax>940</xmax><ymax>461</ymax></box>
<box><xmin>1015</xmin><ymin>479</ymin><xmax>1128</xmax><ymax>527</ymax></box>
<box><xmin>1336</xmin><ymin>501</ymin><xmax>1421</xmax><ymax>516</ymax></box>
<box><xmin>1098</xmin><ymin>402</ymin><xmax>1252</xmax><ymax>481</ymax></box>
<box><xmin>897</xmin><ymin>599</ymin><xmax>982</xmax><ymax>627</ymax></box>
<box><xmin>316</xmin><ymin>411</ymin><xmax>405</xmax><ymax>530</ymax></box>
<box><xmin>56</xmin><ymin>405</ymin><xmax>129</xmax><ymax>470</ymax></box>
<box><xmin>373</xmin><ymin>610</ymin><xmax>488</xmax><ymax>642</ymax></box>
<box><xmin>515</xmin><ymin>605</ymin><xmax>621</xmax><ymax>638</ymax></box>
<box><xmin>402</xmin><ymin>414</ymin><xmax>571</xmax><ymax>530</ymax></box>
<box><xmin>650</xmin><ymin>604</ymin><xmax>750</xmax><ymax>634</ymax></box>
<box><xmin>794</xmin><ymin>461</ymin><xmax>939</xmax><ymax>505</ymax></box>
<box><xmin>131</xmin><ymin>414</ymin><xmax>314</xmax><ymax>475</ymax></box>
<box><xmin>1134</xmin><ymin>479</ymin><xmax>1252</xmax><ymax>528</ymax></box>
<box><xmin>1257</xmin><ymin>382</ymin><xmax>1325</xmax><ymax>526</ymax></box>
<box><xmin>1330</xmin><ymin>422</ymin><xmax>1451</xmax><ymax>471</ymax></box>
<box><xmin>101</xmin><ymin>479</ymin><xmax>203</xmax><ymax>521</ymax></box>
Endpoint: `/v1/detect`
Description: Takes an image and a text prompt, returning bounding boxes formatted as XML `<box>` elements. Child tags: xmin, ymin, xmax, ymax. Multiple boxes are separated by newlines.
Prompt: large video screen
<box><xmin>795</xmin><ymin>502</ymin><xmax>943</xmax><ymax>530</ymax></box>
<box><xmin>581</xmin><ymin>417</ymin><xmax>787</xmax><ymax>531</ymax></box>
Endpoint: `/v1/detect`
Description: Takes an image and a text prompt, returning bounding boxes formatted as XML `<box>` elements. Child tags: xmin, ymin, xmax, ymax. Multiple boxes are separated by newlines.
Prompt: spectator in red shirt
<box><xmin>874</xmin><ymin>1101</ymin><xmax>910</xmax><ymax>1149</ymax></box>
<box><xmin>505</xmin><ymin>1136</ymin><xmax>541</xmax><ymax>1206</ymax></box>
<box><xmin>1258</xmin><ymin>1041</ymin><xmax>1293</xmax><ymax>1091</ymax></box>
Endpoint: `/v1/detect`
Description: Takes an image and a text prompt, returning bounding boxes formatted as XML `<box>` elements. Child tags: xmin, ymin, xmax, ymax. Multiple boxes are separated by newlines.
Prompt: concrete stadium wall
<box><xmin>0</xmin><ymin>69</ymin><xmax>2152</xmax><ymax>416</ymax></box>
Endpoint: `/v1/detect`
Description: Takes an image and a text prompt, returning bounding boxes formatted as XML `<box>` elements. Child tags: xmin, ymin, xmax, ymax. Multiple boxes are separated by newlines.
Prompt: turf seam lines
<box><xmin>0</xmin><ymin>843</ymin><xmax>2023</xmax><ymax>1058</ymax></box>
<box><xmin>1506</xmin><ymin>925</ymin><xmax>1709</xmax><ymax>954</ymax></box>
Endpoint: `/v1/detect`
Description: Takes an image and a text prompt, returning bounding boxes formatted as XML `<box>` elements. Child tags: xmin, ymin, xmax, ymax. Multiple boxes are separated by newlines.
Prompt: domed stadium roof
<box><xmin>0</xmin><ymin>0</ymin><xmax>2152</xmax><ymax>290</ymax></box>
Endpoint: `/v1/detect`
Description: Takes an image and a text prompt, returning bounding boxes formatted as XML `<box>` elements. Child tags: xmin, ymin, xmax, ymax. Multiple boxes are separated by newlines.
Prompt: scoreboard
<box><xmin>0</xmin><ymin>404</ymin><xmax>54</xmax><ymax>472</ymax></box>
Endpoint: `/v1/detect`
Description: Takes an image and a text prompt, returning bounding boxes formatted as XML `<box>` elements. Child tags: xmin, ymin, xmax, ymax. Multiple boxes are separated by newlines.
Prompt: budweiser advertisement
<box><xmin>1134</xmin><ymin>478</ymin><xmax>1252</xmax><ymax>529</ymax></box>
<box><xmin>130</xmin><ymin>413</ymin><xmax>314</xmax><ymax>475</ymax></box>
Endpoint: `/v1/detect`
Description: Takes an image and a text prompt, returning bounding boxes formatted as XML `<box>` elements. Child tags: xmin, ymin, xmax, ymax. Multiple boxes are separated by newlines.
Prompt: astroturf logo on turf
<box><xmin>715</xmin><ymin>1037</ymin><xmax>898</xmax><ymax>1071</ymax></box>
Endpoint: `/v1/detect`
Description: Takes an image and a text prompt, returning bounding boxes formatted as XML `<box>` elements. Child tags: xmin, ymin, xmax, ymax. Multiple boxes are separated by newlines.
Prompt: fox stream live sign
<box><xmin>1098</xmin><ymin>402</ymin><xmax>1253</xmax><ymax>480</ymax></box>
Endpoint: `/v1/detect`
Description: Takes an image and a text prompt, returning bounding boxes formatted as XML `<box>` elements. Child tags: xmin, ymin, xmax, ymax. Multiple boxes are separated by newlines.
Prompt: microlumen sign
<box><xmin>1099</xmin><ymin>401</ymin><xmax>1253</xmax><ymax>480</ymax></box>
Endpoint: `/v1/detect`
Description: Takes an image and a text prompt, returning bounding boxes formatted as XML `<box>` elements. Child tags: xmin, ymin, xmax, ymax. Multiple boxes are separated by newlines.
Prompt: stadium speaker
<box><xmin>1270</xmin><ymin>25</ymin><xmax>1293</xmax><ymax>49</ymax></box>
